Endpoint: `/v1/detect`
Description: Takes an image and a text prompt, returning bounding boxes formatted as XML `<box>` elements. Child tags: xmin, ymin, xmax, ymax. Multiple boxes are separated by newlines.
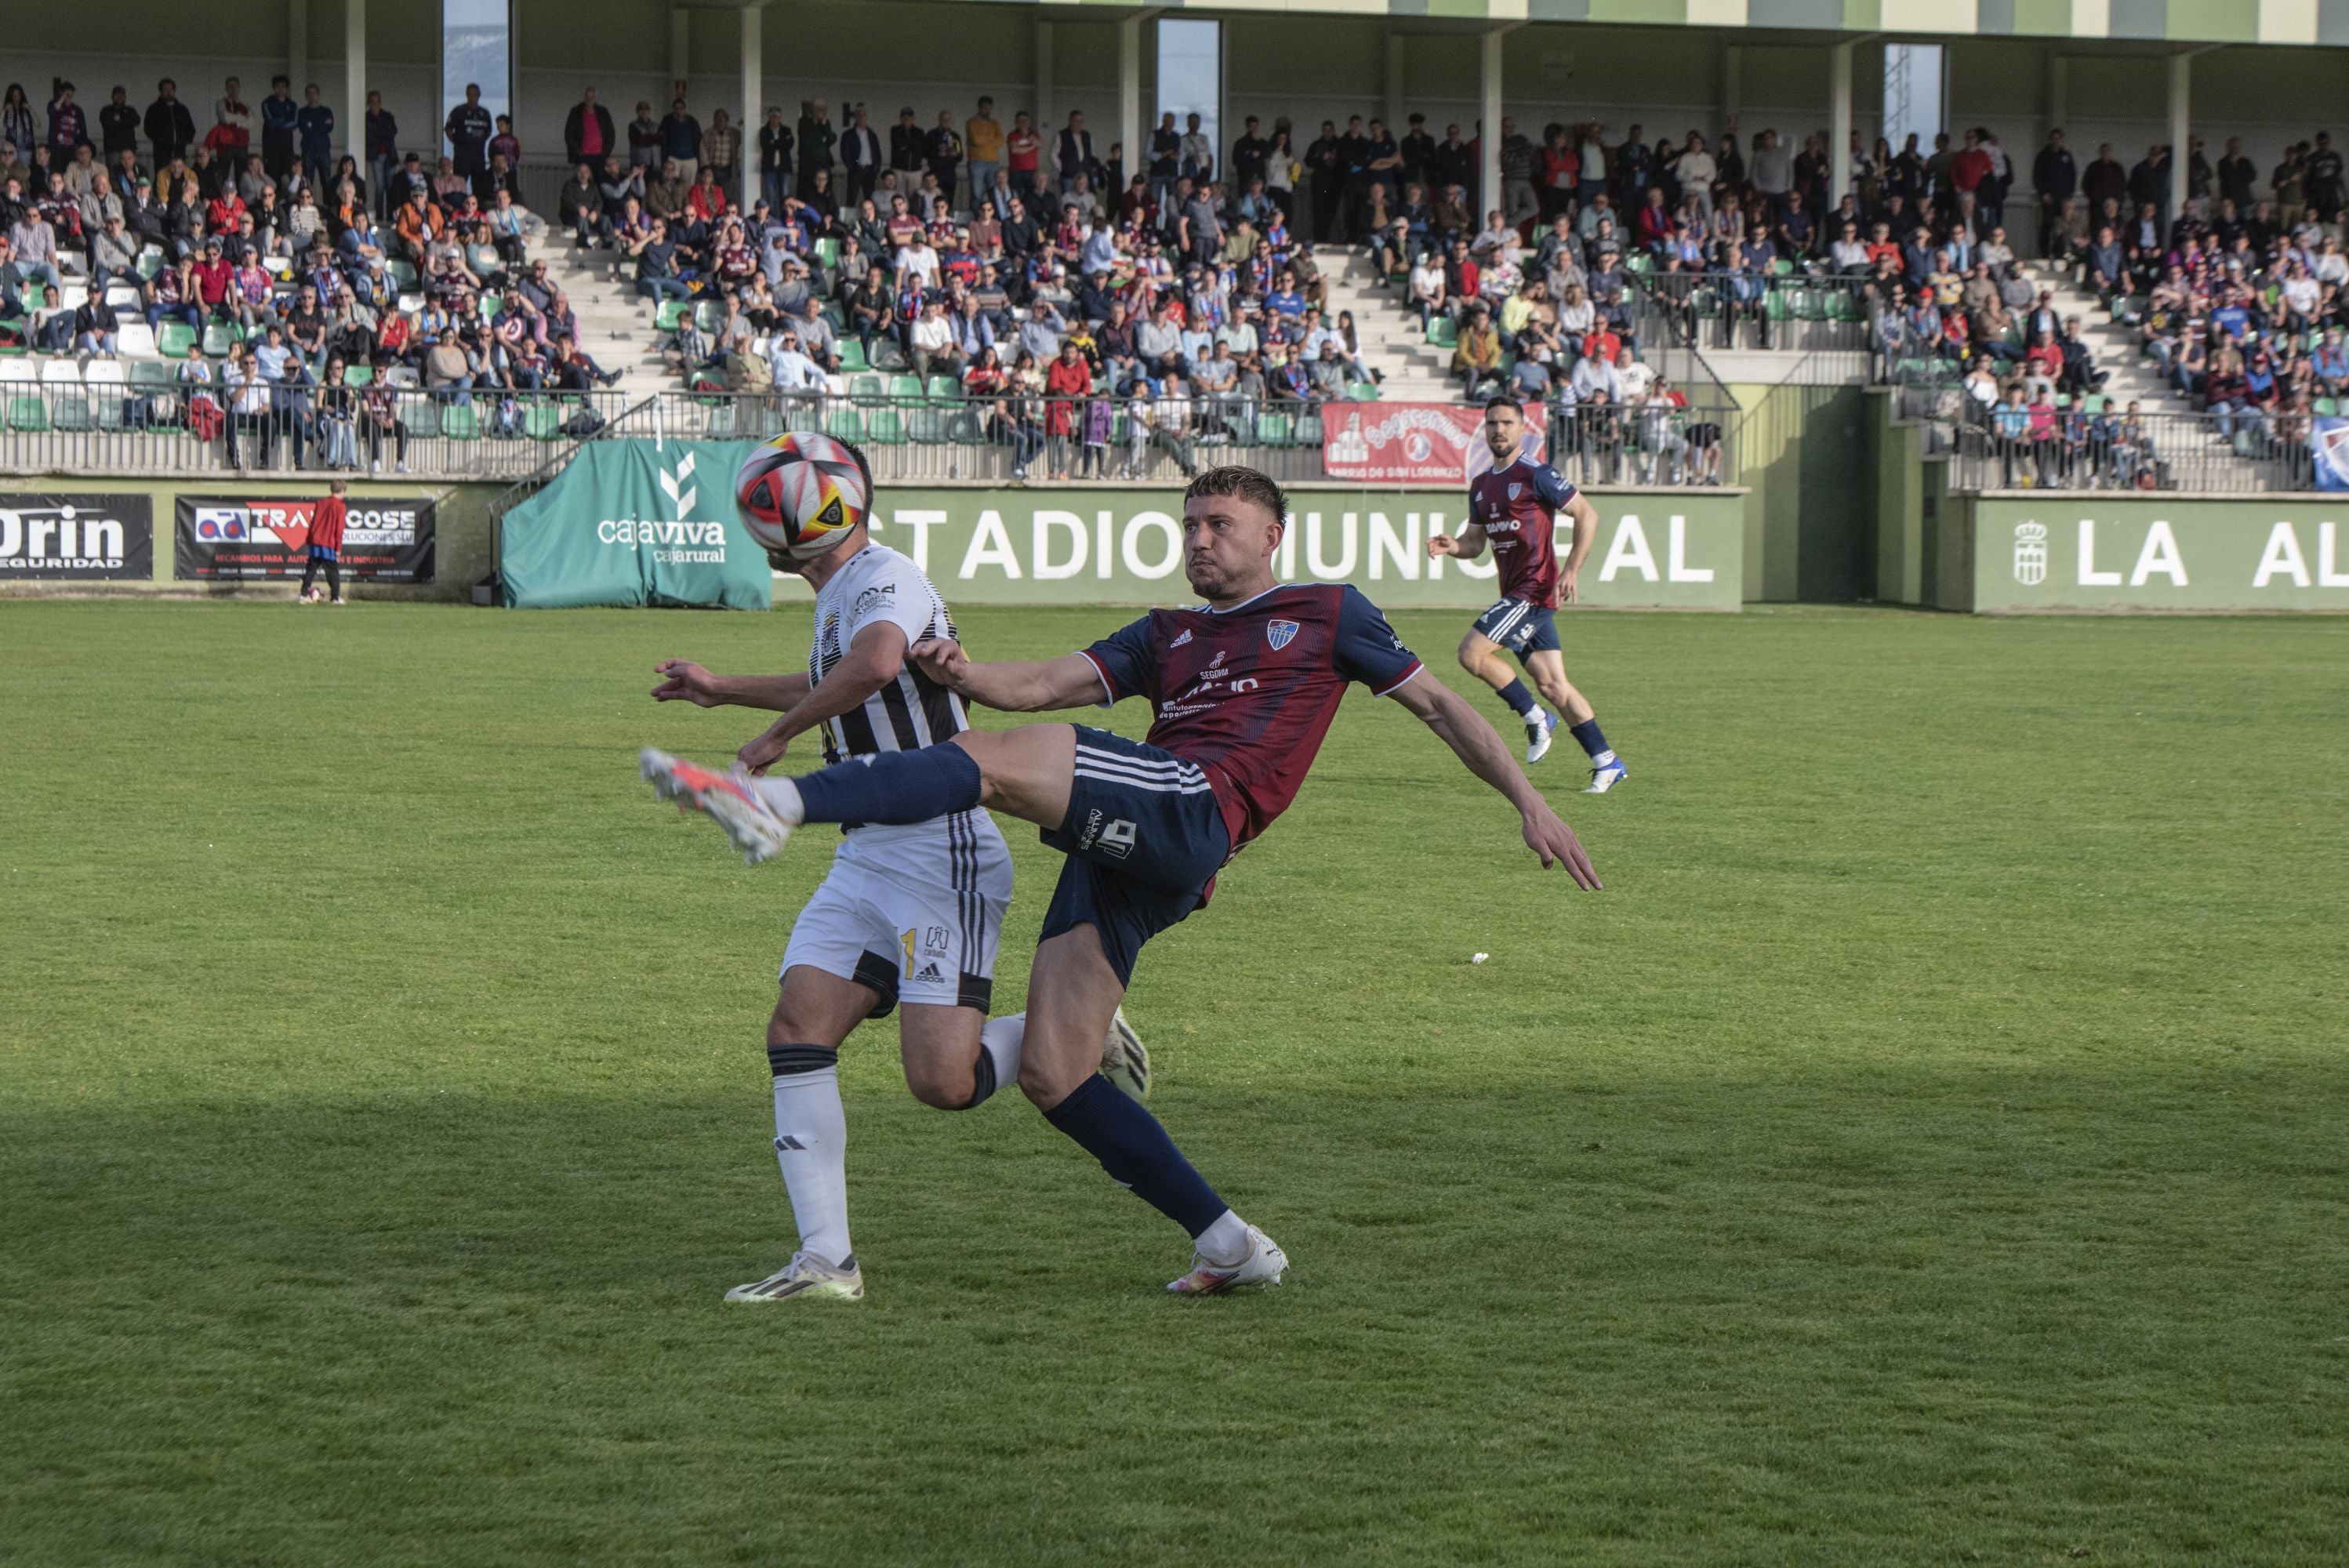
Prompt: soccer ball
<box><xmin>734</xmin><ymin>432</ymin><xmax>871</xmax><ymax>561</ymax></box>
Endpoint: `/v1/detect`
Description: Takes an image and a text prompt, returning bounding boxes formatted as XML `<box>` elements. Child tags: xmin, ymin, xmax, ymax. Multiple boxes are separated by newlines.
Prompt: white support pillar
<box><xmin>1479</xmin><ymin>25</ymin><xmax>1513</xmax><ymax>223</ymax></box>
<box><xmin>670</xmin><ymin>8</ymin><xmax>691</xmax><ymax>100</ymax></box>
<box><xmin>1120</xmin><ymin>13</ymin><xmax>1142</xmax><ymax>195</ymax></box>
<box><xmin>1035</xmin><ymin>17</ymin><xmax>1055</xmax><ymax>136</ymax></box>
<box><xmin>2168</xmin><ymin>50</ymin><xmax>2191</xmax><ymax>223</ymax></box>
<box><xmin>343</xmin><ymin>0</ymin><xmax>365</xmax><ymax>170</ymax></box>
<box><xmin>741</xmin><ymin>1</ymin><xmax>765</xmax><ymax>216</ymax></box>
<box><xmin>1385</xmin><ymin>34</ymin><xmax>1407</xmax><ymax>134</ymax></box>
<box><xmin>1831</xmin><ymin>41</ymin><xmax>1853</xmax><ymax>205</ymax></box>
<box><xmin>289</xmin><ymin>0</ymin><xmax>308</xmax><ymax>91</ymax></box>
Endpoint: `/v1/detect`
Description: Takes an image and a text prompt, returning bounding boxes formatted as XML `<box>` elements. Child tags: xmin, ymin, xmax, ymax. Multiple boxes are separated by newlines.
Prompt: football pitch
<box><xmin>4</xmin><ymin>599</ymin><xmax>2345</xmax><ymax>1566</ymax></box>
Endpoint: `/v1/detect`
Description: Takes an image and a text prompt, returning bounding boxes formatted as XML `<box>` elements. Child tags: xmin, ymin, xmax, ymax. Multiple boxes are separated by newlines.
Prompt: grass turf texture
<box><xmin>2</xmin><ymin>600</ymin><xmax>2345</xmax><ymax>1566</ymax></box>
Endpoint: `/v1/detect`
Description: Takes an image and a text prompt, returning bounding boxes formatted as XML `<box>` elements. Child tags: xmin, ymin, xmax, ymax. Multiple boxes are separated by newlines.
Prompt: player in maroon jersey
<box><xmin>1429</xmin><ymin>397</ymin><xmax>1628</xmax><ymax>791</ymax></box>
<box><xmin>639</xmin><ymin>466</ymin><xmax>1599</xmax><ymax>1294</ymax></box>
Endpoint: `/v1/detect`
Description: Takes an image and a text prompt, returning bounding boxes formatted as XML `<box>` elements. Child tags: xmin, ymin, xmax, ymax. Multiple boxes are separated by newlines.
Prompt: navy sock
<box><xmin>1043</xmin><ymin>1073</ymin><xmax>1229</xmax><ymax>1239</ymax></box>
<box><xmin>1495</xmin><ymin>677</ymin><xmax>1538</xmax><ymax>719</ymax></box>
<box><xmin>793</xmin><ymin>743</ymin><xmax>982</xmax><ymax>825</ymax></box>
<box><xmin>1569</xmin><ymin>718</ymin><xmax>1614</xmax><ymax>760</ymax></box>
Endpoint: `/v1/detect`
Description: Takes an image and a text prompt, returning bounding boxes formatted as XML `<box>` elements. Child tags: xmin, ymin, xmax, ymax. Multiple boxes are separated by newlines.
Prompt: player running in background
<box><xmin>647</xmin><ymin>493</ymin><xmax>1145</xmax><ymax>1306</ymax></box>
<box><xmin>299</xmin><ymin>479</ymin><xmax>347</xmax><ymax>605</ymax></box>
<box><xmin>1427</xmin><ymin>397</ymin><xmax>1628</xmax><ymax>792</ymax></box>
<box><xmin>641</xmin><ymin>465</ymin><xmax>1600</xmax><ymax>1295</ymax></box>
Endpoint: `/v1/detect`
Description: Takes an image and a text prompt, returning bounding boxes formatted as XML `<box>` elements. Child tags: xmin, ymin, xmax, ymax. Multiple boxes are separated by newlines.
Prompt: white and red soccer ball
<box><xmin>733</xmin><ymin>431</ymin><xmax>872</xmax><ymax>561</ymax></box>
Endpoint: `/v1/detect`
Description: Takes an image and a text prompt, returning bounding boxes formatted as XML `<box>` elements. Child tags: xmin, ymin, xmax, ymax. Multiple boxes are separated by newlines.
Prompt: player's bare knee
<box><xmin>902</xmin><ymin>1058</ymin><xmax>974</xmax><ymax>1109</ymax></box>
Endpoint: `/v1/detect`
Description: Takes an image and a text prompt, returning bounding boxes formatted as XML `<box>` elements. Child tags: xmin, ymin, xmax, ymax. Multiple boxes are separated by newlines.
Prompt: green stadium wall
<box><xmin>1</xmin><ymin>476</ymin><xmax>1743</xmax><ymax>610</ymax></box>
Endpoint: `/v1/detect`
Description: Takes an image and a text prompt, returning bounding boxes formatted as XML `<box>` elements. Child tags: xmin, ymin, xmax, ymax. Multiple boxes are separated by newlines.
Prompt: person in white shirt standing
<box><xmin>645</xmin><ymin>437</ymin><xmax>1145</xmax><ymax>1304</ymax></box>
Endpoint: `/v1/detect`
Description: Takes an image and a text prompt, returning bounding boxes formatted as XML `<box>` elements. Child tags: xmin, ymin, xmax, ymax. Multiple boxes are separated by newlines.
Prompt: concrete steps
<box><xmin>1314</xmin><ymin>245</ymin><xmax>1461</xmax><ymax>403</ymax></box>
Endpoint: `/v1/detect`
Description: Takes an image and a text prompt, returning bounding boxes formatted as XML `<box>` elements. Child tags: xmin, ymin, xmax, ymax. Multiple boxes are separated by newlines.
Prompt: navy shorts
<box><xmin>1472</xmin><ymin>597</ymin><xmax>1559</xmax><ymax>657</ymax></box>
<box><xmin>1039</xmin><ymin>726</ymin><xmax>1232</xmax><ymax>986</ymax></box>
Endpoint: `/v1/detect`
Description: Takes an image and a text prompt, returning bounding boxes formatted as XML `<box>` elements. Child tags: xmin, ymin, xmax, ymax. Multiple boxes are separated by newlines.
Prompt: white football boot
<box><xmin>1167</xmin><ymin>1225</ymin><xmax>1289</xmax><ymax>1295</ymax></box>
<box><xmin>1102</xmin><ymin>1007</ymin><xmax>1151</xmax><ymax>1102</ymax></box>
<box><xmin>1584</xmin><ymin>757</ymin><xmax>1629</xmax><ymax>794</ymax></box>
<box><xmin>1524</xmin><ymin>709</ymin><xmax>1558</xmax><ymax>764</ymax></box>
<box><xmin>724</xmin><ymin>1251</ymin><xmax>865</xmax><ymax>1303</ymax></box>
<box><xmin>640</xmin><ymin>747</ymin><xmax>797</xmax><ymax>866</ymax></box>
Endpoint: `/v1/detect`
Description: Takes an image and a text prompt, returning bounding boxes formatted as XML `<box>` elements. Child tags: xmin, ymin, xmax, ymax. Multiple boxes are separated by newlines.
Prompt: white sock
<box><xmin>772</xmin><ymin>1065</ymin><xmax>851</xmax><ymax>1265</ymax></box>
<box><xmin>978</xmin><ymin>1013</ymin><xmax>1026</xmax><ymax>1102</ymax></box>
<box><xmin>1196</xmin><ymin>1208</ymin><xmax>1251</xmax><ymax>1267</ymax></box>
<box><xmin>746</xmin><ymin>774</ymin><xmax>806</xmax><ymax>825</ymax></box>
<box><xmin>1591</xmin><ymin>748</ymin><xmax>1617</xmax><ymax>768</ymax></box>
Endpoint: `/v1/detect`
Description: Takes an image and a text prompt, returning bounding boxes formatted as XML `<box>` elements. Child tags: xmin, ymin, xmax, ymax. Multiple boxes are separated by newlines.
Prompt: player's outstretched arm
<box><xmin>651</xmin><ymin>659</ymin><xmax>812</xmax><ymax>713</ymax></box>
<box><xmin>1386</xmin><ymin>673</ymin><xmax>1603</xmax><ymax>890</ymax></box>
<box><xmin>1426</xmin><ymin>521</ymin><xmax>1490</xmax><ymax>561</ymax></box>
<box><xmin>909</xmin><ymin>639</ymin><xmax>1108</xmax><ymax>713</ymax></box>
<box><xmin>736</xmin><ymin>624</ymin><xmax>910</xmax><ymax>774</ymax></box>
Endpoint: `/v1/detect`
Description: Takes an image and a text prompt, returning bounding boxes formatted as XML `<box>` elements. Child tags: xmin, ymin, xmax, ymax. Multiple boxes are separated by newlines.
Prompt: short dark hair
<box><xmin>1483</xmin><ymin>392</ymin><xmax>1522</xmax><ymax>414</ymax></box>
<box><xmin>1184</xmin><ymin>465</ymin><xmax>1287</xmax><ymax>526</ymax></box>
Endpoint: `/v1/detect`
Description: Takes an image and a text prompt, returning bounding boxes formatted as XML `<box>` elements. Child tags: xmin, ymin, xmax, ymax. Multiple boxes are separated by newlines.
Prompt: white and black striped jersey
<box><xmin>808</xmin><ymin>543</ymin><xmax>969</xmax><ymax>764</ymax></box>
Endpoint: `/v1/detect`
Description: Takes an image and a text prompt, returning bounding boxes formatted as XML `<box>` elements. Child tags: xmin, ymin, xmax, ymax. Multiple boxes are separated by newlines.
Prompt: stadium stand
<box><xmin>0</xmin><ymin>51</ymin><xmax>2340</xmax><ymax>490</ymax></box>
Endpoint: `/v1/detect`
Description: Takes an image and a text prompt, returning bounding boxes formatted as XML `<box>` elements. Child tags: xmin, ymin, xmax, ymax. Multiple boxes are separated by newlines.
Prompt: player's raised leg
<box><xmin>1521</xmin><ymin>648</ymin><xmax>1626</xmax><ymax>793</ymax></box>
<box><xmin>1455</xmin><ymin>622</ymin><xmax>1556</xmax><ymax>763</ymax></box>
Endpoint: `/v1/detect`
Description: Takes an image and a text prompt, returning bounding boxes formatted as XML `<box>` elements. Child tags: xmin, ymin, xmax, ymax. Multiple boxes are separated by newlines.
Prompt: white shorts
<box><xmin>779</xmin><ymin>809</ymin><xmax>1013</xmax><ymax>1014</ymax></box>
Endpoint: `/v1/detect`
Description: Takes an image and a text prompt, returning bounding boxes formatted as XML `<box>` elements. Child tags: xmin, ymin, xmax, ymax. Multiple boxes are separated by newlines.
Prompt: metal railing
<box><xmin>0</xmin><ymin>382</ymin><xmax>652</xmax><ymax>481</ymax></box>
<box><xmin>1629</xmin><ymin>270</ymin><xmax>1877</xmax><ymax>355</ymax></box>
<box><xmin>0</xmin><ymin>376</ymin><xmax>1741</xmax><ymax>488</ymax></box>
<box><xmin>1944</xmin><ymin>401</ymin><xmax>2318</xmax><ymax>493</ymax></box>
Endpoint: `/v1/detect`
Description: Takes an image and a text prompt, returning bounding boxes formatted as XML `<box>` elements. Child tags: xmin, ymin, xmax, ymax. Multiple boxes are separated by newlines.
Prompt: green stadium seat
<box><xmin>1624</xmin><ymin>253</ymin><xmax>1655</xmax><ymax>275</ymax></box>
<box><xmin>1298</xmin><ymin>413</ymin><xmax>1324</xmax><ymax>445</ymax></box>
<box><xmin>8</xmin><ymin>394</ymin><xmax>51</xmax><ymax>431</ymax></box>
<box><xmin>158</xmin><ymin>321</ymin><xmax>198</xmax><ymax>359</ymax></box>
<box><xmin>2318</xmin><ymin>397</ymin><xmax>2340</xmax><ymax>416</ymax></box>
<box><xmin>440</xmin><ymin>401</ymin><xmax>482</xmax><ymax>439</ymax></box>
<box><xmin>906</xmin><ymin>406</ymin><xmax>952</xmax><ymax>443</ymax></box>
<box><xmin>1765</xmin><ymin>291</ymin><xmax>1793</xmax><ymax>321</ymax></box>
<box><xmin>386</xmin><ymin>260</ymin><xmax>419</xmax><ymax>292</ymax></box>
<box><xmin>885</xmin><ymin>374</ymin><xmax>924</xmax><ymax>401</ymax></box>
<box><xmin>127</xmin><ymin>359</ymin><xmax>176</xmax><ymax>390</ymax></box>
<box><xmin>200</xmin><ymin>321</ymin><xmax>238</xmax><ymax>357</ymax></box>
<box><xmin>51</xmin><ymin>394</ymin><xmax>93</xmax><ymax>431</ymax></box>
<box><xmin>849</xmin><ymin>373</ymin><xmax>887</xmax><ymax>404</ymax></box>
<box><xmin>343</xmin><ymin>364</ymin><xmax>373</xmax><ymax>387</ymax></box>
<box><xmin>927</xmin><ymin>375</ymin><xmax>964</xmax><ymax>402</ymax></box>
<box><xmin>834</xmin><ymin>339</ymin><xmax>870</xmax><ymax>372</ymax></box>
<box><xmin>135</xmin><ymin>247</ymin><xmax>167</xmax><ymax>281</ymax></box>
<box><xmin>405</xmin><ymin>397</ymin><xmax>443</xmax><ymax>437</ymax></box>
<box><xmin>654</xmin><ymin>299</ymin><xmax>690</xmax><ymax>333</ymax></box>
<box><xmin>865</xmin><ymin>408</ymin><xmax>907</xmax><ymax>444</ymax></box>
<box><xmin>786</xmin><ymin>401</ymin><xmax>822</xmax><ymax>434</ymax></box>
<box><xmin>815</xmin><ymin>237</ymin><xmax>840</xmax><ymax>268</ymax></box>
<box><xmin>1427</xmin><ymin>315</ymin><xmax>1458</xmax><ymax>348</ymax></box>
<box><xmin>1827</xmin><ymin>289</ymin><xmax>1862</xmax><ymax>323</ymax></box>
<box><xmin>1347</xmin><ymin>381</ymin><xmax>1381</xmax><ymax>401</ymax></box>
<box><xmin>693</xmin><ymin>298</ymin><xmax>724</xmax><ymax>333</ymax></box>
<box><xmin>823</xmin><ymin>406</ymin><xmax>865</xmax><ymax>442</ymax></box>
<box><xmin>524</xmin><ymin>401</ymin><xmax>565</xmax><ymax>439</ymax></box>
<box><xmin>1257</xmin><ymin>411</ymin><xmax>1294</xmax><ymax>448</ymax></box>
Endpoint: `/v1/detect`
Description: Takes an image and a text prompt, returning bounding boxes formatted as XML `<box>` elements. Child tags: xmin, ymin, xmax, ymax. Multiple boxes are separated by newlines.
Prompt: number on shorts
<box><xmin>1098</xmin><ymin>818</ymin><xmax>1138</xmax><ymax>859</ymax></box>
<box><xmin>900</xmin><ymin>927</ymin><xmax>917</xmax><ymax>978</ymax></box>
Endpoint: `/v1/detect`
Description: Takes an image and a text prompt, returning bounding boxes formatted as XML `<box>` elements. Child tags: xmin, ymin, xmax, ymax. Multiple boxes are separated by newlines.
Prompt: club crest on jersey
<box><xmin>1266</xmin><ymin>619</ymin><xmax>1299</xmax><ymax>651</ymax></box>
<box><xmin>1507</xmin><ymin>481</ymin><xmax>1523</xmax><ymax>501</ymax></box>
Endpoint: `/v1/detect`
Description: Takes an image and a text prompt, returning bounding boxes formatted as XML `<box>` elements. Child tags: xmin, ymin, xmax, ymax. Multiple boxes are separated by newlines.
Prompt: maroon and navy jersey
<box><xmin>1466</xmin><ymin>457</ymin><xmax>1577</xmax><ymax>608</ymax></box>
<box><xmin>1080</xmin><ymin>583</ymin><xmax>1423</xmax><ymax>857</ymax></box>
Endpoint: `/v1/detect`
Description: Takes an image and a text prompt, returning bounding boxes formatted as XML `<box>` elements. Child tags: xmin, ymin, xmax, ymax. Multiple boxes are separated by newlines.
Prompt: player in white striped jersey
<box><xmin>648</xmin><ymin>506</ymin><xmax>1145</xmax><ymax>1305</ymax></box>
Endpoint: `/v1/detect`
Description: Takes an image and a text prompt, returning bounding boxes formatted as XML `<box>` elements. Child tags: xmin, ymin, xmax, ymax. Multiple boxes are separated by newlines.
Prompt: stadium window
<box><xmin>1882</xmin><ymin>42</ymin><xmax>1944</xmax><ymax>155</ymax></box>
<box><xmin>1156</xmin><ymin>17</ymin><xmax>1222</xmax><ymax>179</ymax></box>
<box><xmin>442</xmin><ymin>0</ymin><xmax>514</xmax><ymax>154</ymax></box>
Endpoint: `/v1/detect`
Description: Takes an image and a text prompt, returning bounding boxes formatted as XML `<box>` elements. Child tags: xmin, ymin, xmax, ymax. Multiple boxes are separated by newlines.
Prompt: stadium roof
<box><xmin>887</xmin><ymin>0</ymin><xmax>2343</xmax><ymax>49</ymax></box>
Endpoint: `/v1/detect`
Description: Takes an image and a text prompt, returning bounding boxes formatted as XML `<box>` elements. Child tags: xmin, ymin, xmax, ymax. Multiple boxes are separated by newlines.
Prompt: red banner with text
<box><xmin>1319</xmin><ymin>402</ymin><xmax>1547</xmax><ymax>485</ymax></box>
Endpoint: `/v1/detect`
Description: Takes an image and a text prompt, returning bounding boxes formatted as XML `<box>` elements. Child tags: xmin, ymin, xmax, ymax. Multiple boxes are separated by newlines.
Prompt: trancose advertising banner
<box><xmin>174</xmin><ymin>495</ymin><xmax>437</xmax><ymax>583</ymax></box>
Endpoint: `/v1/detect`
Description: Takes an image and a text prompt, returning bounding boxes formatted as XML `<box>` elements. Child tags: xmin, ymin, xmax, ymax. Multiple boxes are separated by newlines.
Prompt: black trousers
<box><xmin>299</xmin><ymin>551</ymin><xmax>342</xmax><ymax>601</ymax></box>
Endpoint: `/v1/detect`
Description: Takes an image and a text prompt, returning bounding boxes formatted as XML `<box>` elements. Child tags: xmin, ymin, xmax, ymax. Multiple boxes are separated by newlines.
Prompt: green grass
<box><xmin>3</xmin><ymin>600</ymin><xmax>2346</xmax><ymax>1566</ymax></box>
